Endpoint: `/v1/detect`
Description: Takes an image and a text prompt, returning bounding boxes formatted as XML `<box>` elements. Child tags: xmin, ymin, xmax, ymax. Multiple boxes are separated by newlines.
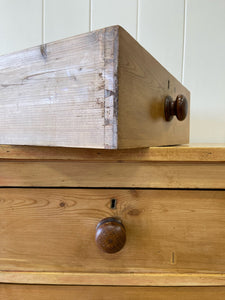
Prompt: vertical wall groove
<box><xmin>42</xmin><ymin>0</ymin><xmax>46</xmax><ymax>44</ymax></box>
<box><xmin>181</xmin><ymin>0</ymin><xmax>187</xmax><ymax>84</ymax></box>
<box><xmin>89</xmin><ymin>0</ymin><xmax>92</xmax><ymax>31</ymax></box>
<box><xmin>136</xmin><ymin>0</ymin><xmax>140</xmax><ymax>40</ymax></box>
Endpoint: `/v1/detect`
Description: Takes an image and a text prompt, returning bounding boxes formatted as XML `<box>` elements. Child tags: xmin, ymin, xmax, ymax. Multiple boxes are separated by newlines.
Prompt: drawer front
<box><xmin>1</xmin><ymin>285</ymin><xmax>225</xmax><ymax>300</ymax></box>
<box><xmin>1</xmin><ymin>188</ymin><xmax>225</xmax><ymax>273</ymax></box>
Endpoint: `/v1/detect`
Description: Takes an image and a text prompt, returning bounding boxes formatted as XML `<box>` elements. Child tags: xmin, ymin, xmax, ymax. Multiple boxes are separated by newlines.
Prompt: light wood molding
<box><xmin>0</xmin><ymin>144</ymin><xmax>224</xmax><ymax>162</ymax></box>
<box><xmin>2</xmin><ymin>285</ymin><xmax>225</xmax><ymax>299</ymax></box>
<box><xmin>2</xmin><ymin>272</ymin><xmax>225</xmax><ymax>287</ymax></box>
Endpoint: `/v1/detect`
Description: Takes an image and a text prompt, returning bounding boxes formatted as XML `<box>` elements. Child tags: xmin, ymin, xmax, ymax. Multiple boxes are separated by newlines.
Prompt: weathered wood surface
<box><xmin>1</xmin><ymin>189</ymin><xmax>225</xmax><ymax>274</ymax></box>
<box><xmin>0</xmin><ymin>25</ymin><xmax>189</xmax><ymax>149</ymax></box>
<box><xmin>0</xmin><ymin>144</ymin><xmax>224</xmax><ymax>161</ymax></box>
<box><xmin>0</xmin><ymin>26</ymin><xmax>118</xmax><ymax>149</ymax></box>
<box><xmin>2</xmin><ymin>285</ymin><xmax>225</xmax><ymax>299</ymax></box>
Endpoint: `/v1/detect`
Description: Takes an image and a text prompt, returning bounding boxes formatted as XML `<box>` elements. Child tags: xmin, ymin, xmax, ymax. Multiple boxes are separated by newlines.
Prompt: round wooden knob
<box><xmin>164</xmin><ymin>94</ymin><xmax>188</xmax><ymax>121</ymax></box>
<box><xmin>95</xmin><ymin>217</ymin><xmax>126</xmax><ymax>254</ymax></box>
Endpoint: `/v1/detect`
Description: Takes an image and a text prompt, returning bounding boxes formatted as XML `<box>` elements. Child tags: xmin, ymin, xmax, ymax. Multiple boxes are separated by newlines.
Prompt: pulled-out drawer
<box><xmin>0</xmin><ymin>26</ymin><xmax>189</xmax><ymax>149</ymax></box>
<box><xmin>1</xmin><ymin>188</ymin><xmax>225</xmax><ymax>274</ymax></box>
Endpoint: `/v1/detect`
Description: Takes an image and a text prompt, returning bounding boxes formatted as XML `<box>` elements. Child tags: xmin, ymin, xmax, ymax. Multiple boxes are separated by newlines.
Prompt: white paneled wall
<box><xmin>184</xmin><ymin>0</ymin><xmax>225</xmax><ymax>143</ymax></box>
<box><xmin>92</xmin><ymin>0</ymin><xmax>138</xmax><ymax>38</ymax></box>
<box><xmin>138</xmin><ymin>0</ymin><xmax>185</xmax><ymax>81</ymax></box>
<box><xmin>0</xmin><ymin>0</ymin><xmax>224</xmax><ymax>143</ymax></box>
<box><xmin>0</xmin><ymin>0</ymin><xmax>42</xmax><ymax>54</ymax></box>
<box><xmin>45</xmin><ymin>0</ymin><xmax>89</xmax><ymax>43</ymax></box>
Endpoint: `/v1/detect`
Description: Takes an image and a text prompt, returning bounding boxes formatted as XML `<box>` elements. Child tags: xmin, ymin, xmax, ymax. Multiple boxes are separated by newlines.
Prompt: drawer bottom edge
<box><xmin>2</xmin><ymin>284</ymin><xmax>225</xmax><ymax>300</ymax></box>
<box><xmin>1</xmin><ymin>271</ymin><xmax>225</xmax><ymax>286</ymax></box>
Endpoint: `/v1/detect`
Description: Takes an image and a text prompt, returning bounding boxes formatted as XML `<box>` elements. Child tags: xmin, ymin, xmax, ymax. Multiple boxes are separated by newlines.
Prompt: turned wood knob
<box><xmin>164</xmin><ymin>94</ymin><xmax>188</xmax><ymax>121</ymax></box>
<box><xmin>95</xmin><ymin>217</ymin><xmax>126</xmax><ymax>254</ymax></box>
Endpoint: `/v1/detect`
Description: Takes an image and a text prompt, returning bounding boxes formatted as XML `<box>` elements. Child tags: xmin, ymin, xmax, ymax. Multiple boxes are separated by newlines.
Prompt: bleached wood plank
<box><xmin>0</xmin><ymin>27</ymin><xmax>118</xmax><ymax>149</ymax></box>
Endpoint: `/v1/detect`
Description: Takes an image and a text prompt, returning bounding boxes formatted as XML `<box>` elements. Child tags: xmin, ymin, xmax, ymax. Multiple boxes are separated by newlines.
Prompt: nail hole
<box><xmin>168</xmin><ymin>80</ymin><xmax>170</xmax><ymax>89</ymax></box>
<box><xmin>171</xmin><ymin>252</ymin><xmax>175</xmax><ymax>264</ymax></box>
<box><xmin>111</xmin><ymin>198</ymin><xmax>117</xmax><ymax>209</ymax></box>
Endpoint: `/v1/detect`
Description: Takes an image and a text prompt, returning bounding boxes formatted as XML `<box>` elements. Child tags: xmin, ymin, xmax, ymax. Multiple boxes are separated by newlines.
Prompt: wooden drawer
<box><xmin>1</xmin><ymin>188</ymin><xmax>225</xmax><ymax>275</ymax></box>
<box><xmin>1</xmin><ymin>284</ymin><xmax>225</xmax><ymax>300</ymax></box>
<box><xmin>0</xmin><ymin>26</ymin><xmax>189</xmax><ymax>149</ymax></box>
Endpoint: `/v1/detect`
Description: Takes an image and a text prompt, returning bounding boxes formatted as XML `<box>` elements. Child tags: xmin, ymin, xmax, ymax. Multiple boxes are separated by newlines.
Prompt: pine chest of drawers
<box><xmin>1</xmin><ymin>144</ymin><xmax>225</xmax><ymax>299</ymax></box>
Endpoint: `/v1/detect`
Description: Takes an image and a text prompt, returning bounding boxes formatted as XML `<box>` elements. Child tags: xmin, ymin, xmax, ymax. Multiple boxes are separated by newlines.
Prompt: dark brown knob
<box><xmin>164</xmin><ymin>94</ymin><xmax>188</xmax><ymax>121</ymax></box>
<box><xmin>95</xmin><ymin>217</ymin><xmax>126</xmax><ymax>254</ymax></box>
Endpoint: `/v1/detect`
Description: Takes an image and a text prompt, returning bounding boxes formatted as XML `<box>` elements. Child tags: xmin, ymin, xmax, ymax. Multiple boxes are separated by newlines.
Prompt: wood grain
<box><xmin>0</xmin><ymin>160</ymin><xmax>224</xmax><ymax>188</ymax></box>
<box><xmin>0</xmin><ymin>26</ymin><xmax>118</xmax><ymax>149</ymax></box>
<box><xmin>0</xmin><ymin>144</ymin><xmax>224</xmax><ymax>162</ymax></box>
<box><xmin>95</xmin><ymin>217</ymin><xmax>126</xmax><ymax>253</ymax></box>
<box><xmin>2</xmin><ymin>285</ymin><xmax>225</xmax><ymax>299</ymax></box>
<box><xmin>118</xmin><ymin>26</ymin><xmax>190</xmax><ymax>148</ymax></box>
<box><xmin>1</xmin><ymin>188</ymin><xmax>225</xmax><ymax>274</ymax></box>
<box><xmin>2</xmin><ymin>272</ymin><xmax>225</xmax><ymax>286</ymax></box>
<box><xmin>0</xmin><ymin>25</ymin><xmax>190</xmax><ymax>149</ymax></box>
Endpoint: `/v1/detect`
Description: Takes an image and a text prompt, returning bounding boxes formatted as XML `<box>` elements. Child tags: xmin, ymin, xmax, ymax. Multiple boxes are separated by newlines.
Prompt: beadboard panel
<box><xmin>184</xmin><ymin>0</ymin><xmax>225</xmax><ymax>143</ymax></box>
<box><xmin>0</xmin><ymin>0</ymin><xmax>42</xmax><ymax>55</ymax></box>
<box><xmin>138</xmin><ymin>0</ymin><xmax>185</xmax><ymax>81</ymax></box>
<box><xmin>45</xmin><ymin>0</ymin><xmax>89</xmax><ymax>43</ymax></box>
<box><xmin>91</xmin><ymin>0</ymin><xmax>138</xmax><ymax>38</ymax></box>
